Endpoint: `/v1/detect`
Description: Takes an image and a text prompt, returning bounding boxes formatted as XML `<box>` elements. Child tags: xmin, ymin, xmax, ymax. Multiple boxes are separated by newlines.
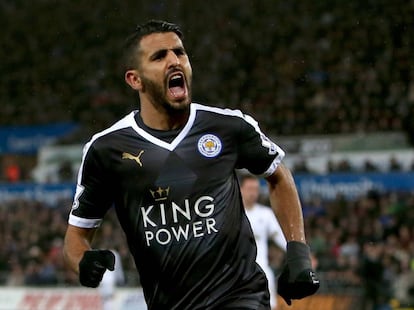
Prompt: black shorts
<box><xmin>220</xmin><ymin>303</ymin><xmax>270</xmax><ymax>310</ymax></box>
<box><xmin>210</xmin><ymin>271</ymin><xmax>271</xmax><ymax>310</ymax></box>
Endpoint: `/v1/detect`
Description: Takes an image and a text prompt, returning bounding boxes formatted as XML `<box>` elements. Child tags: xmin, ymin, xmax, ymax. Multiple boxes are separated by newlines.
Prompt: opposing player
<box><xmin>63</xmin><ymin>20</ymin><xmax>319</xmax><ymax>309</ymax></box>
<box><xmin>98</xmin><ymin>249</ymin><xmax>124</xmax><ymax>310</ymax></box>
<box><xmin>240</xmin><ymin>173</ymin><xmax>287</xmax><ymax>309</ymax></box>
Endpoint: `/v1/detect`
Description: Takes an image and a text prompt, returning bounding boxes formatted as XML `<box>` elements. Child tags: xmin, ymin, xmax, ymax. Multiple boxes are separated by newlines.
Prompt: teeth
<box><xmin>171</xmin><ymin>74</ymin><xmax>182</xmax><ymax>80</ymax></box>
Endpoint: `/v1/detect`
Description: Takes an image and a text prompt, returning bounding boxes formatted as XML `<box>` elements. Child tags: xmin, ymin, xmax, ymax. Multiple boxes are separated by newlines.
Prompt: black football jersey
<box><xmin>69</xmin><ymin>103</ymin><xmax>285</xmax><ymax>310</ymax></box>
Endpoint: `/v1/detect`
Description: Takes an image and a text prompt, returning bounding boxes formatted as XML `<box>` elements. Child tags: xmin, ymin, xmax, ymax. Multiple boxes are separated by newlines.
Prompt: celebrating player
<box><xmin>63</xmin><ymin>20</ymin><xmax>319</xmax><ymax>309</ymax></box>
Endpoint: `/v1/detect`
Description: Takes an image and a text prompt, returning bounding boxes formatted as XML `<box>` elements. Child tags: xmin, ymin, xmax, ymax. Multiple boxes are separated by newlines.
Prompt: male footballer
<box><xmin>63</xmin><ymin>20</ymin><xmax>319</xmax><ymax>309</ymax></box>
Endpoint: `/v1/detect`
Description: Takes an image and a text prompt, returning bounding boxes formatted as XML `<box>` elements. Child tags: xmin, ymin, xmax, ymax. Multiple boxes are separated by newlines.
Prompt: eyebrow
<box><xmin>149</xmin><ymin>46</ymin><xmax>186</xmax><ymax>61</ymax></box>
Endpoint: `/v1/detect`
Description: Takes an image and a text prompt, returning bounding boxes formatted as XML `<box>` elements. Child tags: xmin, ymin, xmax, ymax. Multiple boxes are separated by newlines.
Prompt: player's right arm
<box><xmin>63</xmin><ymin>224</ymin><xmax>115</xmax><ymax>287</ymax></box>
<box><xmin>63</xmin><ymin>137</ymin><xmax>116</xmax><ymax>287</ymax></box>
<box><xmin>63</xmin><ymin>224</ymin><xmax>96</xmax><ymax>274</ymax></box>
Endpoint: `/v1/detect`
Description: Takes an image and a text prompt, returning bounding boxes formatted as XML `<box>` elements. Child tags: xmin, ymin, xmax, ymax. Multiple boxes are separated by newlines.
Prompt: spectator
<box><xmin>388</xmin><ymin>155</ymin><xmax>403</xmax><ymax>172</ymax></box>
<box><xmin>359</xmin><ymin>240</ymin><xmax>392</xmax><ymax>310</ymax></box>
<box><xmin>0</xmin><ymin>1</ymin><xmax>413</xmax><ymax>141</ymax></box>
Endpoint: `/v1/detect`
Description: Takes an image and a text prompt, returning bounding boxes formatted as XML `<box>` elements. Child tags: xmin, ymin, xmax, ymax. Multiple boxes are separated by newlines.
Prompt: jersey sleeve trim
<box><xmin>240</xmin><ymin>112</ymin><xmax>286</xmax><ymax>176</ymax></box>
<box><xmin>260</xmin><ymin>149</ymin><xmax>285</xmax><ymax>177</ymax></box>
<box><xmin>68</xmin><ymin>214</ymin><xmax>103</xmax><ymax>228</ymax></box>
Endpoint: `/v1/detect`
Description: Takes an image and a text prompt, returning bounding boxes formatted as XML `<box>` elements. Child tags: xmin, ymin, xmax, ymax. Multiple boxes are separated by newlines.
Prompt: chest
<box><xmin>106</xmin><ymin>131</ymin><xmax>237</xmax><ymax>197</ymax></box>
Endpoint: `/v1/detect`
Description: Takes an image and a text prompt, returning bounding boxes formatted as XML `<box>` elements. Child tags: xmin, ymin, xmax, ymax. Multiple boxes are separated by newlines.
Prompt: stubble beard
<box><xmin>140</xmin><ymin>75</ymin><xmax>192</xmax><ymax>115</ymax></box>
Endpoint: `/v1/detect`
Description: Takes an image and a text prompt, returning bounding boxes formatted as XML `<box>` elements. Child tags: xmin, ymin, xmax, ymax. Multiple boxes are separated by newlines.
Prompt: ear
<box><xmin>125</xmin><ymin>70</ymin><xmax>142</xmax><ymax>91</ymax></box>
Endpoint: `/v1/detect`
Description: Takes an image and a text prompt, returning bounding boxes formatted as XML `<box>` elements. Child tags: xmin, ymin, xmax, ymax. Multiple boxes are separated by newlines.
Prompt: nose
<box><xmin>166</xmin><ymin>50</ymin><xmax>180</xmax><ymax>68</ymax></box>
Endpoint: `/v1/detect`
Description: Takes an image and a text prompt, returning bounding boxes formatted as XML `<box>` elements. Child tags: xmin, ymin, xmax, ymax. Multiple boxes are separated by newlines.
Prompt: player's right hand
<box><xmin>79</xmin><ymin>249</ymin><xmax>115</xmax><ymax>288</ymax></box>
<box><xmin>277</xmin><ymin>241</ymin><xmax>320</xmax><ymax>305</ymax></box>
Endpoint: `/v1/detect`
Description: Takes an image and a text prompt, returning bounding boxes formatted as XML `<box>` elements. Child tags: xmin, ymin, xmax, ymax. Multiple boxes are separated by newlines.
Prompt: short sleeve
<box><xmin>236</xmin><ymin>113</ymin><xmax>285</xmax><ymax>176</ymax></box>
<box><xmin>69</xmin><ymin>142</ymin><xmax>113</xmax><ymax>228</ymax></box>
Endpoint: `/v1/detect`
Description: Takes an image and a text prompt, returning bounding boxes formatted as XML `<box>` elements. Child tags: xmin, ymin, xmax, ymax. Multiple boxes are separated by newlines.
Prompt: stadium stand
<box><xmin>1</xmin><ymin>1</ymin><xmax>414</xmax><ymax>309</ymax></box>
<box><xmin>1</xmin><ymin>1</ymin><xmax>413</xmax><ymax>139</ymax></box>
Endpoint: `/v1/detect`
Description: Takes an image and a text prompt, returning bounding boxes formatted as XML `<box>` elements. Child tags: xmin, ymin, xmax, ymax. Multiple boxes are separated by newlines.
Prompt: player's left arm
<box><xmin>266</xmin><ymin>164</ymin><xmax>320</xmax><ymax>305</ymax></box>
<box><xmin>265</xmin><ymin>164</ymin><xmax>305</xmax><ymax>244</ymax></box>
<box><xmin>266</xmin><ymin>211</ymin><xmax>287</xmax><ymax>252</ymax></box>
<box><xmin>234</xmin><ymin>111</ymin><xmax>319</xmax><ymax>303</ymax></box>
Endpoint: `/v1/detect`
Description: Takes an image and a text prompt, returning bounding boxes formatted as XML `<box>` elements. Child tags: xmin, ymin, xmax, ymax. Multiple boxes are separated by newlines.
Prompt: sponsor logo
<box><xmin>122</xmin><ymin>150</ymin><xmax>144</xmax><ymax>167</ymax></box>
<box><xmin>197</xmin><ymin>134</ymin><xmax>222</xmax><ymax>158</ymax></box>
<box><xmin>141</xmin><ymin>195</ymin><xmax>219</xmax><ymax>246</ymax></box>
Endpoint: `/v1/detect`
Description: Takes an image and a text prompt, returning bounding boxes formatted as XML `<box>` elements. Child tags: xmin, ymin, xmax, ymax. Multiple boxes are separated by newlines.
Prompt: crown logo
<box><xmin>149</xmin><ymin>186</ymin><xmax>170</xmax><ymax>201</ymax></box>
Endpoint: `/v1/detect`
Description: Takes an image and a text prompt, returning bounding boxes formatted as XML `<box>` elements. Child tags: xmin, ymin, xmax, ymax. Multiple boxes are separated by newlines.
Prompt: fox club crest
<box><xmin>197</xmin><ymin>134</ymin><xmax>222</xmax><ymax>158</ymax></box>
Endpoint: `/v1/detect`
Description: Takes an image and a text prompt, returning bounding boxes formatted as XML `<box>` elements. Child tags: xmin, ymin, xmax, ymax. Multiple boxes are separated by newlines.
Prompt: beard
<box><xmin>140</xmin><ymin>74</ymin><xmax>191</xmax><ymax>114</ymax></box>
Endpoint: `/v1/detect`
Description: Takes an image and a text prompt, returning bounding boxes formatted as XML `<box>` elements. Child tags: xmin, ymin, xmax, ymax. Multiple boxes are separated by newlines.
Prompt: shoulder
<box><xmin>192</xmin><ymin>103</ymin><xmax>261</xmax><ymax>130</ymax></box>
<box><xmin>91</xmin><ymin>111</ymin><xmax>136</xmax><ymax>141</ymax></box>
<box><xmin>192</xmin><ymin>103</ymin><xmax>244</xmax><ymax>117</ymax></box>
<box><xmin>83</xmin><ymin>111</ymin><xmax>137</xmax><ymax>153</ymax></box>
<box><xmin>192</xmin><ymin>103</ymin><xmax>257</xmax><ymax>124</ymax></box>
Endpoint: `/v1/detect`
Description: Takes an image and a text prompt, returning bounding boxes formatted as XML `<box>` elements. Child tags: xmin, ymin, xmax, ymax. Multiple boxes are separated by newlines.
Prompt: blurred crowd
<box><xmin>273</xmin><ymin>190</ymin><xmax>414</xmax><ymax>307</ymax></box>
<box><xmin>1</xmin><ymin>1</ymin><xmax>414</xmax><ymax>142</ymax></box>
<box><xmin>0</xmin><ymin>199</ymin><xmax>137</xmax><ymax>287</ymax></box>
<box><xmin>304</xmin><ymin>191</ymin><xmax>414</xmax><ymax>297</ymax></box>
<box><xmin>1</xmin><ymin>190</ymin><xmax>414</xmax><ymax>305</ymax></box>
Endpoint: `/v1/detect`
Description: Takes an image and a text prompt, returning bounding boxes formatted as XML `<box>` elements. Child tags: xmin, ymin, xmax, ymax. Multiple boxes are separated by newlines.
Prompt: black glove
<box><xmin>79</xmin><ymin>249</ymin><xmax>115</xmax><ymax>288</ymax></box>
<box><xmin>277</xmin><ymin>241</ymin><xmax>320</xmax><ymax>305</ymax></box>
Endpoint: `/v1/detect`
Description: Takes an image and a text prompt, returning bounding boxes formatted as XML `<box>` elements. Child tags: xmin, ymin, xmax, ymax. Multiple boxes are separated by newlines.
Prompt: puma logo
<box><xmin>122</xmin><ymin>150</ymin><xmax>144</xmax><ymax>167</ymax></box>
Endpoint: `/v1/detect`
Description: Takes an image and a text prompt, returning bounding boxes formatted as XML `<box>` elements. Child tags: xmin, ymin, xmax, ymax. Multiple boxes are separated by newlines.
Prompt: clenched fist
<box><xmin>278</xmin><ymin>241</ymin><xmax>320</xmax><ymax>305</ymax></box>
<box><xmin>79</xmin><ymin>250</ymin><xmax>115</xmax><ymax>288</ymax></box>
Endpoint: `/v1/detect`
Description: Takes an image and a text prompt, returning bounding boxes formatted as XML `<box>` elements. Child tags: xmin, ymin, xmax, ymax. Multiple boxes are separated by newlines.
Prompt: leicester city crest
<box><xmin>197</xmin><ymin>134</ymin><xmax>222</xmax><ymax>158</ymax></box>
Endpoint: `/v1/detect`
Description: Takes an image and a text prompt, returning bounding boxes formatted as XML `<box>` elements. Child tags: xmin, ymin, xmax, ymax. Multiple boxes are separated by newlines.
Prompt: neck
<box><xmin>139</xmin><ymin>101</ymin><xmax>190</xmax><ymax>130</ymax></box>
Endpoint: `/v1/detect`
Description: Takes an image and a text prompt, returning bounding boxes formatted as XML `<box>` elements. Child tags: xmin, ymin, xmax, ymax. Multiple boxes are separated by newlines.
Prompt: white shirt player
<box><xmin>99</xmin><ymin>250</ymin><xmax>125</xmax><ymax>310</ymax></box>
<box><xmin>245</xmin><ymin>203</ymin><xmax>287</xmax><ymax>309</ymax></box>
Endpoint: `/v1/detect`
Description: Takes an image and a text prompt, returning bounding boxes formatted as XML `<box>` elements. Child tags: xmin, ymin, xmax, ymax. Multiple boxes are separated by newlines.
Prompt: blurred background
<box><xmin>1</xmin><ymin>1</ymin><xmax>414</xmax><ymax>309</ymax></box>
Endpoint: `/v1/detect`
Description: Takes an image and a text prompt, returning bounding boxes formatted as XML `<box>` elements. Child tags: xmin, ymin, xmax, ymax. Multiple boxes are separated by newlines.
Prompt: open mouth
<box><xmin>168</xmin><ymin>72</ymin><xmax>186</xmax><ymax>99</ymax></box>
